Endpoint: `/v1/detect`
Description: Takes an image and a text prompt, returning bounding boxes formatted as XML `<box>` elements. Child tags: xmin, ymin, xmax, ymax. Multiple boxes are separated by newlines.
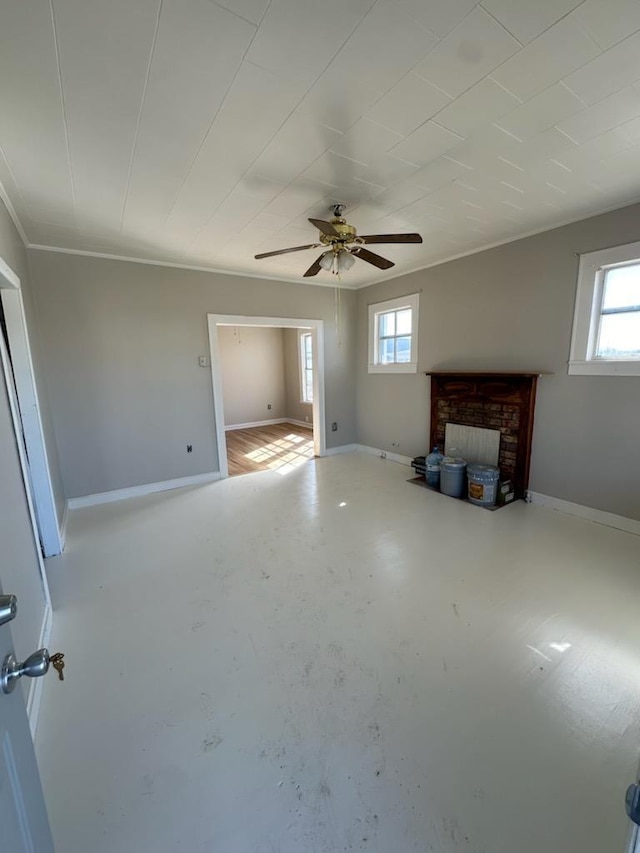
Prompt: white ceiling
<box><xmin>2</xmin><ymin>0</ymin><xmax>640</xmax><ymax>288</ymax></box>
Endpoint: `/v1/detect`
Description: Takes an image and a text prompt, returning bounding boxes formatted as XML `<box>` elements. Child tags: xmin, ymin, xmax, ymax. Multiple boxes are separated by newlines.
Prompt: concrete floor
<box><xmin>37</xmin><ymin>453</ymin><xmax>640</xmax><ymax>853</ymax></box>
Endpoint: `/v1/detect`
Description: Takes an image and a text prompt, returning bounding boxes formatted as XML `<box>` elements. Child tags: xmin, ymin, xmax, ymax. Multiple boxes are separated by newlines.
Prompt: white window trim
<box><xmin>299</xmin><ymin>330</ymin><xmax>313</xmax><ymax>404</ymax></box>
<box><xmin>368</xmin><ymin>293</ymin><xmax>419</xmax><ymax>374</ymax></box>
<box><xmin>569</xmin><ymin>240</ymin><xmax>640</xmax><ymax>376</ymax></box>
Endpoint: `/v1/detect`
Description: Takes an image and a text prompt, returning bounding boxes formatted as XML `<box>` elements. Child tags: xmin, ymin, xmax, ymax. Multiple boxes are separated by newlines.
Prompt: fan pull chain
<box><xmin>334</xmin><ymin>284</ymin><xmax>342</xmax><ymax>348</ymax></box>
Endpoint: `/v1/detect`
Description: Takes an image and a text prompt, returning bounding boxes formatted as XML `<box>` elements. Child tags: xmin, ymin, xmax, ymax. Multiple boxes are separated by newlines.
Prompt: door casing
<box><xmin>0</xmin><ymin>254</ymin><xmax>62</xmax><ymax>557</ymax></box>
<box><xmin>207</xmin><ymin>314</ymin><xmax>327</xmax><ymax>478</ymax></box>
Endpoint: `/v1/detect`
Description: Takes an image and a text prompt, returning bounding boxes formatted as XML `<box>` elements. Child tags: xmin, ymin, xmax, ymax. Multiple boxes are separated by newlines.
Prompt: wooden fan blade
<box><xmin>354</xmin><ymin>247</ymin><xmax>395</xmax><ymax>270</ymax></box>
<box><xmin>359</xmin><ymin>233</ymin><xmax>423</xmax><ymax>244</ymax></box>
<box><xmin>255</xmin><ymin>243</ymin><xmax>320</xmax><ymax>259</ymax></box>
<box><xmin>303</xmin><ymin>254</ymin><xmax>325</xmax><ymax>277</ymax></box>
<box><xmin>308</xmin><ymin>218</ymin><xmax>340</xmax><ymax>237</ymax></box>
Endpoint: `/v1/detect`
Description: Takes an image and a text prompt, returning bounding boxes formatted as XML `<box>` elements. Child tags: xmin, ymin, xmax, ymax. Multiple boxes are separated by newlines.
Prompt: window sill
<box><xmin>368</xmin><ymin>363</ymin><xmax>418</xmax><ymax>375</ymax></box>
<box><xmin>568</xmin><ymin>359</ymin><xmax>640</xmax><ymax>376</ymax></box>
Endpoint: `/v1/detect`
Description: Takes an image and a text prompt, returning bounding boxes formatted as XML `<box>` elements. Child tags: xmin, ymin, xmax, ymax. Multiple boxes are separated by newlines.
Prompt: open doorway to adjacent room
<box><xmin>207</xmin><ymin>315</ymin><xmax>326</xmax><ymax>478</ymax></box>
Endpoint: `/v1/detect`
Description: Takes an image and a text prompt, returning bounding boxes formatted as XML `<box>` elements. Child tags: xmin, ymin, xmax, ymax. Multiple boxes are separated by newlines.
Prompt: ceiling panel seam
<box><xmin>160</xmin><ymin>34</ymin><xmax>264</xmax><ymax>228</ymax></box>
<box><xmin>488</xmin><ymin>16</ymin><xmax>603</xmax><ymax>101</ymax></box>
<box><xmin>480</xmin><ymin>0</ymin><xmax>591</xmax><ymax>45</ymax></box>
<box><xmin>476</xmin><ymin>4</ymin><xmax>524</xmax><ymax>46</ymax></box>
<box><xmin>48</xmin><ymin>0</ymin><xmax>77</xmax><ymax>219</ymax></box>
<box><xmin>119</xmin><ymin>0</ymin><xmax>165</xmax><ymax>232</ymax></box>
<box><xmin>212</xmin><ymin>0</ymin><xmax>269</xmax><ymax>28</ymax></box>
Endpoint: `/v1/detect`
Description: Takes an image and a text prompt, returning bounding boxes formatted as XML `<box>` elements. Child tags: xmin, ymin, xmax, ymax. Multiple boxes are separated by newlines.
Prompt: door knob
<box><xmin>0</xmin><ymin>594</ymin><xmax>17</xmax><ymax>627</ymax></box>
<box><xmin>1</xmin><ymin>648</ymin><xmax>50</xmax><ymax>695</ymax></box>
<box><xmin>626</xmin><ymin>783</ymin><xmax>640</xmax><ymax>826</ymax></box>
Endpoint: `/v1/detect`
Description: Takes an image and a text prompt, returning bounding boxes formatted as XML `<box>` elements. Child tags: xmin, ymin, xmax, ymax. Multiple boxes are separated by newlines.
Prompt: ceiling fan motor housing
<box><xmin>320</xmin><ymin>218</ymin><xmax>358</xmax><ymax>246</ymax></box>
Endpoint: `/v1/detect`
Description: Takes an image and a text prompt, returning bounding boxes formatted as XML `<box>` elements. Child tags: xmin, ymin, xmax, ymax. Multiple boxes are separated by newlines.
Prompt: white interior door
<box><xmin>0</xmin><ymin>587</ymin><xmax>54</xmax><ymax>853</ymax></box>
<box><xmin>0</xmin><ymin>312</ymin><xmax>54</xmax><ymax>849</ymax></box>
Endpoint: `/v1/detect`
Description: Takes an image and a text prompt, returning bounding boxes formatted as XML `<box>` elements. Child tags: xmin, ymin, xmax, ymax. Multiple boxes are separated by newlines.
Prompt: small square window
<box><xmin>368</xmin><ymin>293</ymin><xmax>419</xmax><ymax>374</ymax></box>
<box><xmin>570</xmin><ymin>243</ymin><xmax>640</xmax><ymax>376</ymax></box>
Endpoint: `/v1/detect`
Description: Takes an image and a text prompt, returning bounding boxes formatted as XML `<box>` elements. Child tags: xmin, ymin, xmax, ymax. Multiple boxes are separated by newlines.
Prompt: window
<box><xmin>368</xmin><ymin>293</ymin><xmax>419</xmax><ymax>374</ymax></box>
<box><xmin>570</xmin><ymin>241</ymin><xmax>640</xmax><ymax>375</ymax></box>
<box><xmin>299</xmin><ymin>331</ymin><xmax>313</xmax><ymax>402</ymax></box>
<box><xmin>595</xmin><ymin>266</ymin><xmax>640</xmax><ymax>359</ymax></box>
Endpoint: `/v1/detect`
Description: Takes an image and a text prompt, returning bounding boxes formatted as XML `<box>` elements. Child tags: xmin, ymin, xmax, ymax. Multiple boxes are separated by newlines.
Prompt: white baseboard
<box><xmin>285</xmin><ymin>418</ymin><xmax>313</xmax><ymax>429</ymax></box>
<box><xmin>67</xmin><ymin>471</ymin><xmax>221</xmax><ymax>510</ymax></box>
<box><xmin>325</xmin><ymin>443</ymin><xmax>359</xmax><ymax>456</ymax></box>
<box><xmin>225</xmin><ymin>418</ymin><xmax>313</xmax><ymax>431</ymax></box>
<box><xmin>526</xmin><ymin>491</ymin><xmax>640</xmax><ymax>537</ymax></box>
<box><xmin>355</xmin><ymin>444</ymin><xmax>413</xmax><ymax>466</ymax></box>
<box><xmin>27</xmin><ymin>601</ymin><xmax>52</xmax><ymax>739</ymax></box>
<box><xmin>225</xmin><ymin>418</ymin><xmax>288</xmax><ymax>431</ymax></box>
<box><xmin>59</xmin><ymin>500</ymin><xmax>69</xmax><ymax>550</ymax></box>
<box><xmin>323</xmin><ymin>444</ymin><xmax>413</xmax><ymax>465</ymax></box>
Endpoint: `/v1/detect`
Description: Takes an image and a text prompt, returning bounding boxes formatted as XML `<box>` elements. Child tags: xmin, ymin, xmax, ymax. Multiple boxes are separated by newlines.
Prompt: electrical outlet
<box><xmin>187</xmin><ymin>445</ymin><xmax>193</xmax><ymax>453</ymax></box>
<box><xmin>331</xmin><ymin>422</ymin><xmax>338</xmax><ymax>431</ymax></box>
<box><xmin>198</xmin><ymin>356</ymin><xmax>209</xmax><ymax>368</ymax></box>
<box><xmin>391</xmin><ymin>442</ymin><xmax>400</xmax><ymax>448</ymax></box>
<box><xmin>267</xmin><ymin>403</ymin><xmax>272</xmax><ymax>410</ymax></box>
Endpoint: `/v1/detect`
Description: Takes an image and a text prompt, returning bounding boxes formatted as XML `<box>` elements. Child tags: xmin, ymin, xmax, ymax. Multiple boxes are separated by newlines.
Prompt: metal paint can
<box><xmin>467</xmin><ymin>464</ymin><xmax>500</xmax><ymax>507</ymax></box>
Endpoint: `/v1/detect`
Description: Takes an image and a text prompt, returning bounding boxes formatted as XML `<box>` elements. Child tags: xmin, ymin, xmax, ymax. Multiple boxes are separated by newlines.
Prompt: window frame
<box><xmin>569</xmin><ymin>241</ymin><xmax>640</xmax><ymax>376</ymax></box>
<box><xmin>368</xmin><ymin>293</ymin><xmax>419</xmax><ymax>374</ymax></box>
<box><xmin>299</xmin><ymin>330</ymin><xmax>313</xmax><ymax>403</ymax></box>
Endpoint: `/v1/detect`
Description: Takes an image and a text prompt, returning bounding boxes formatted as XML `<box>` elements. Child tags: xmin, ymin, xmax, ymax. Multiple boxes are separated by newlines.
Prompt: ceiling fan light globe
<box><xmin>337</xmin><ymin>250</ymin><xmax>355</xmax><ymax>272</ymax></box>
<box><xmin>318</xmin><ymin>252</ymin><xmax>334</xmax><ymax>272</ymax></box>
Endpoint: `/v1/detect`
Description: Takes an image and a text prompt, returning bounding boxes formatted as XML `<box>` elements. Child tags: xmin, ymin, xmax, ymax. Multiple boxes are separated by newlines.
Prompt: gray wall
<box><xmin>283</xmin><ymin>328</ymin><xmax>313</xmax><ymax>425</ymax></box>
<box><xmin>27</xmin><ymin>249</ymin><xmax>357</xmax><ymax>498</ymax></box>
<box><xmin>20</xmin><ymin>201</ymin><xmax>640</xmax><ymax>518</ymax></box>
<box><xmin>357</xmin><ymin>203</ymin><xmax>640</xmax><ymax>520</ymax></box>
<box><xmin>219</xmin><ymin>326</ymin><xmax>286</xmax><ymax>426</ymax></box>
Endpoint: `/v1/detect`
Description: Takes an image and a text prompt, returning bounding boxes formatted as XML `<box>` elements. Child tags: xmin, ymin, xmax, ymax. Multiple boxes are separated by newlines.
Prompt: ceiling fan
<box><xmin>254</xmin><ymin>204</ymin><xmax>422</xmax><ymax>277</ymax></box>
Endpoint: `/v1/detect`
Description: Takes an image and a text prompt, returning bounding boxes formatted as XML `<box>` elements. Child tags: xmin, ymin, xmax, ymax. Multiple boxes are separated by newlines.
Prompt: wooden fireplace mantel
<box><xmin>425</xmin><ymin>371</ymin><xmax>550</xmax><ymax>377</ymax></box>
<box><xmin>427</xmin><ymin>371</ymin><xmax>543</xmax><ymax>500</ymax></box>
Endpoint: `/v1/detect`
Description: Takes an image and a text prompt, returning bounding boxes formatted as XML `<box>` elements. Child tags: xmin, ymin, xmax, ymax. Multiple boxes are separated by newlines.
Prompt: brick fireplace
<box><xmin>427</xmin><ymin>372</ymin><xmax>540</xmax><ymax>500</ymax></box>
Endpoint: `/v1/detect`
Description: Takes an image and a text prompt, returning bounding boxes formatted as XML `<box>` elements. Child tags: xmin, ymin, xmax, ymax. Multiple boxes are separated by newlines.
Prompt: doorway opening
<box><xmin>0</xmin><ymin>255</ymin><xmax>62</xmax><ymax>557</ymax></box>
<box><xmin>207</xmin><ymin>315</ymin><xmax>326</xmax><ymax>479</ymax></box>
<box><xmin>218</xmin><ymin>325</ymin><xmax>314</xmax><ymax>477</ymax></box>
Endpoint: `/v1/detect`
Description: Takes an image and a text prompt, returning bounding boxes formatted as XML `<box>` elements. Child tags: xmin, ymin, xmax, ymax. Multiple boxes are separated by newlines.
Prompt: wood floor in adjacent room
<box><xmin>37</xmin><ymin>453</ymin><xmax>640</xmax><ymax>853</ymax></box>
<box><xmin>226</xmin><ymin>421</ymin><xmax>314</xmax><ymax>476</ymax></box>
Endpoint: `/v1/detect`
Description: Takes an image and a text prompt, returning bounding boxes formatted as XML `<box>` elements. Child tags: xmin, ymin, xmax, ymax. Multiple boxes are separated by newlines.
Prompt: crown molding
<box><xmin>27</xmin><ymin>244</ymin><xmax>362</xmax><ymax>289</ymax></box>
<box><xmin>6</xmin><ymin>171</ymin><xmax>640</xmax><ymax>293</ymax></box>
<box><xmin>351</xmin><ymin>193</ymin><xmax>640</xmax><ymax>289</ymax></box>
